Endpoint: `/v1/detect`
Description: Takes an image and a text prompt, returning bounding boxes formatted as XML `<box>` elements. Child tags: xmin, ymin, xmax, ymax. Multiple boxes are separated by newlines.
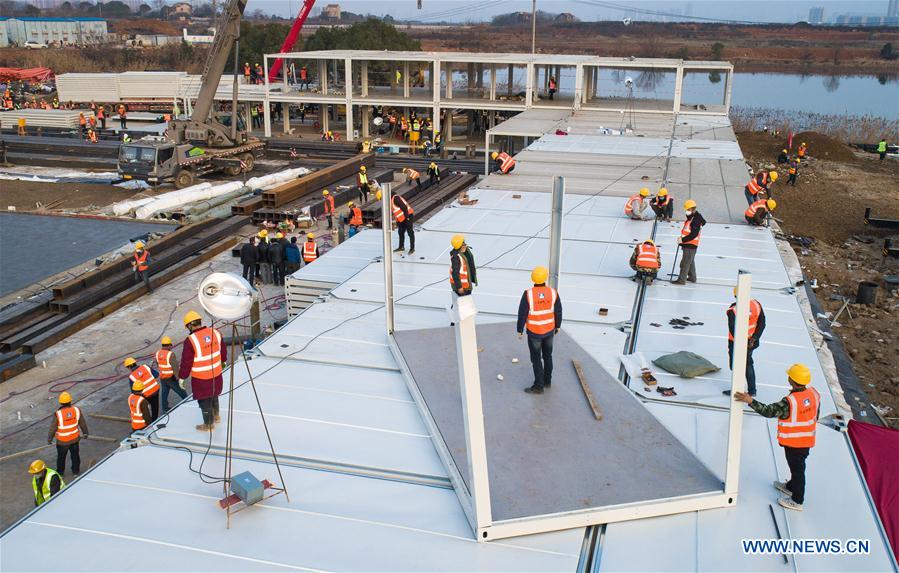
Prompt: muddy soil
<box><xmin>0</xmin><ymin>179</ymin><xmax>141</xmax><ymax>212</ymax></box>
<box><xmin>738</xmin><ymin>131</ymin><xmax>899</xmax><ymax>428</ymax></box>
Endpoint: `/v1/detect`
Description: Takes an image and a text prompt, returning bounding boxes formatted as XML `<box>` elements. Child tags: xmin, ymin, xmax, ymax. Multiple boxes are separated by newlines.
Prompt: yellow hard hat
<box><xmin>307</xmin><ymin>233</ymin><xmax>315</xmax><ymax>239</ymax></box>
<box><xmin>28</xmin><ymin>459</ymin><xmax>46</xmax><ymax>474</ymax></box>
<box><xmin>376</xmin><ymin>190</ymin><xmax>383</xmax><ymax>201</ymax></box>
<box><xmin>491</xmin><ymin>152</ymin><xmax>498</xmax><ymax>159</ymax></box>
<box><xmin>732</xmin><ymin>286</ymin><xmax>738</xmax><ymax>297</ymax></box>
<box><xmin>684</xmin><ymin>199</ymin><xmax>697</xmax><ymax>210</ymax></box>
<box><xmin>183</xmin><ymin>310</ymin><xmax>202</xmax><ymax>327</ymax></box>
<box><xmin>795</xmin><ymin>158</ymin><xmax>800</xmax><ymax>164</ymax></box>
<box><xmin>451</xmin><ymin>234</ymin><xmax>465</xmax><ymax>250</ymax></box>
<box><xmin>639</xmin><ymin>187</ymin><xmax>649</xmax><ymax>197</ymax></box>
<box><xmin>769</xmin><ymin>171</ymin><xmax>778</xmax><ymax>182</ymax></box>
<box><xmin>322</xmin><ymin>190</ymin><xmax>329</xmax><ymax>196</ymax></box>
<box><xmin>360</xmin><ymin>166</ymin><xmax>366</xmax><ymax>172</ymax></box>
<box><xmin>132</xmin><ymin>380</ymin><xmax>144</xmax><ymax>392</ymax></box>
<box><xmin>782</xmin><ymin>149</ymin><xmax>788</xmax><ymax>153</ymax></box>
<box><xmin>801</xmin><ymin>142</ymin><xmax>806</xmax><ymax>146</ymax></box>
<box><xmin>531</xmin><ymin>266</ymin><xmax>549</xmax><ymax>284</ymax></box>
<box><xmin>134</xmin><ymin>241</ymin><xmax>145</xmax><ymax>250</ymax></box>
<box><xmin>766</xmin><ymin>199</ymin><xmax>777</xmax><ymax>210</ymax></box>
<box><xmin>347</xmin><ymin>201</ymin><xmax>355</xmax><ymax>208</ymax></box>
<box><xmin>402</xmin><ymin>167</ymin><xmax>410</xmax><ymax>173</ymax></box>
<box><xmin>430</xmin><ymin>162</ymin><xmax>437</xmax><ymax>168</ymax></box>
<box><xmin>59</xmin><ymin>391</ymin><xmax>72</xmax><ymax>404</ymax></box>
<box><xmin>658</xmin><ymin>188</ymin><xmax>668</xmax><ymax>197</ymax></box>
<box><xmin>258</xmin><ymin>229</ymin><xmax>268</xmax><ymax>237</ymax></box>
<box><xmin>276</xmin><ymin>232</ymin><xmax>284</xmax><ymax>239</ymax></box>
<box><xmin>124</xmin><ymin>357</ymin><xmax>137</xmax><ymax>368</ymax></box>
<box><xmin>787</xmin><ymin>363</ymin><xmax>811</xmax><ymax>386</ymax></box>
<box><xmin>161</xmin><ymin>336</ymin><xmax>172</xmax><ymax>345</ymax></box>
<box><xmin>643</xmin><ymin>239</ymin><xmax>655</xmax><ymax>245</ymax></box>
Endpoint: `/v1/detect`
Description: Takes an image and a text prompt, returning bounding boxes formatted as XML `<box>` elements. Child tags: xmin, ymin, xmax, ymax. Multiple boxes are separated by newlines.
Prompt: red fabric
<box><xmin>0</xmin><ymin>67</ymin><xmax>54</xmax><ymax>82</ymax></box>
<box><xmin>848</xmin><ymin>419</ymin><xmax>899</xmax><ymax>562</ymax></box>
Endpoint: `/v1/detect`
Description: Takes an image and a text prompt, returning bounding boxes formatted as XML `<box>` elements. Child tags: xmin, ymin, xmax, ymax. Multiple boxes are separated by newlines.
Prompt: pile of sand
<box><xmin>785</xmin><ymin>131</ymin><xmax>856</xmax><ymax>162</ymax></box>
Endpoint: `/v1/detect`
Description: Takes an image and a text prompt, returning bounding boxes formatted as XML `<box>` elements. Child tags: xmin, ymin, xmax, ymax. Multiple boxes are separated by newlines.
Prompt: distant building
<box><xmin>0</xmin><ymin>17</ymin><xmax>108</xmax><ymax>47</ymax></box>
<box><xmin>554</xmin><ymin>13</ymin><xmax>578</xmax><ymax>24</ymax></box>
<box><xmin>889</xmin><ymin>0</ymin><xmax>898</xmax><ymax>19</ymax></box>
<box><xmin>808</xmin><ymin>7</ymin><xmax>825</xmax><ymax>24</ymax></box>
<box><xmin>323</xmin><ymin>4</ymin><xmax>341</xmax><ymax>20</ymax></box>
<box><xmin>171</xmin><ymin>2</ymin><xmax>193</xmax><ymax>16</ymax></box>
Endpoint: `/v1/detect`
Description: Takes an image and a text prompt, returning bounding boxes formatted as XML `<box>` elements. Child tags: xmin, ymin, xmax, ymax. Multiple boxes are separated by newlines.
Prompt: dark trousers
<box><xmin>651</xmin><ymin>202</ymin><xmax>673</xmax><ymax>219</ymax></box>
<box><xmin>429</xmin><ymin>173</ymin><xmax>439</xmax><ymax>186</ymax></box>
<box><xmin>198</xmin><ymin>396</ymin><xmax>220</xmax><ymax>426</ymax></box>
<box><xmin>549</xmin><ymin>89</ymin><xmax>555</xmax><ymax>100</ymax></box>
<box><xmin>879</xmin><ymin>151</ymin><xmax>886</xmax><ymax>160</ymax></box>
<box><xmin>784</xmin><ymin>446</ymin><xmax>810</xmax><ymax>504</ymax></box>
<box><xmin>279</xmin><ymin>262</ymin><xmax>288</xmax><ymax>283</ymax></box>
<box><xmin>326</xmin><ymin>213</ymin><xmax>333</xmax><ymax>229</ymax></box>
<box><xmin>120</xmin><ymin>117</ymin><xmax>126</xmax><ymax>129</ymax></box>
<box><xmin>272</xmin><ymin>262</ymin><xmax>283</xmax><ymax>286</ymax></box>
<box><xmin>359</xmin><ymin>184</ymin><xmax>370</xmax><ymax>203</ymax></box>
<box><xmin>100</xmin><ymin>117</ymin><xmax>106</xmax><ymax>130</ymax></box>
<box><xmin>397</xmin><ymin>220</ymin><xmax>415</xmax><ymax>250</ymax></box>
<box><xmin>242</xmin><ymin>264</ymin><xmax>256</xmax><ymax>284</ymax></box>
<box><xmin>135</xmin><ymin>269</ymin><xmax>151</xmax><ymax>292</ymax></box>
<box><xmin>527</xmin><ymin>334</ymin><xmax>554</xmax><ymax>388</ymax></box>
<box><xmin>744</xmin><ymin>186</ymin><xmax>756</xmax><ymax>205</ymax></box>
<box><xmin>56</xmin><ymin>442</ymin><xmax>80</xmax><ymax>475</ymax></box>
<box><xmin>788</xmin><ymin>173</ymin><xmax>797</xmax><ymax>186</ymax></box>
<box><xmin>160</xmin><ymin>376</ymin><xmax>187</xmax><ymax>411</ymax></box>
<box><xmin>413</xmin><ymin>177</ymin><xmax>421</xmax><ymax>190</ymax></box>
<box><xmin>677</xmin><ymin>246</ymin><xmax>697</xmax><ymax>283</ymax></box>
<box><xmin>146</xmin><ymin>392</ymin><xmax>159</xmax><ymax>423</ymax></box>
<box><xmin>728</xmin><ymin>339</ymin><xmax>757</xmax><ymax>395</ymax></box>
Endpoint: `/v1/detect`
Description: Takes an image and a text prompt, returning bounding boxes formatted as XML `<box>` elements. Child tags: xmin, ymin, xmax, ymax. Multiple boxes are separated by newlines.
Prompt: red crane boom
<box><xmin>268</xmin><ymin>0</ymin><xmax>316</xmax><ymax>82</ymax></box>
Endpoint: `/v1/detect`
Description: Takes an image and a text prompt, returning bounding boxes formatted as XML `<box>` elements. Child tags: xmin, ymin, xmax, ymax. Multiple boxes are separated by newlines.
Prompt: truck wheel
<box><xmin>239</xmin><ymin>152</ymin><xmax>256</xmax><ymax>172</ymax></box>
<box><xmin>223</xmin><ymin>165</ymin><xmax>241</xmax><ymax>176</ymax></box>
<box><xmin>174</xmin><ymin>169</ymin><xmax>195</xmax><ymax>189</ymax></box>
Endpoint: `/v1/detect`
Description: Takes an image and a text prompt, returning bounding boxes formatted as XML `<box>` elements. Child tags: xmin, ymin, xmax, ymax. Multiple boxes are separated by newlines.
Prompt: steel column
<box><xmin>381</xmin><ymin>183</ymin><xmax>395</xmax><ymax>334</ymax></box>
<box><xmin>725</xmin><ymin>270</ymin><xmax>751</xmax><ymax>497</ymax></box>
<box><xmin>548</xmin><ymin>176</ymin><xmax>564</xmax><ymax>289</ymax></box>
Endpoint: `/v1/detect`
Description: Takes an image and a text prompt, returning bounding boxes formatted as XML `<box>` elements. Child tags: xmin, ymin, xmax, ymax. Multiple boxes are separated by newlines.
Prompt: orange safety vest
<box><xmin>128</xmin><ymin>393</ymin><xmax>147</xmax><ymax>430</ymax></box>
<box><xmin>79</xmin><ymin>115</ymin><xmax>86</xmax><ymax>126</ymax></box>
<box><xmin>406</xmin><ymin>169</ymin><xmax>420</xmax><ymax>180</ymax></box>
<box><xmin>549</xmin><ymin>79</ymin><xmax>557</xmax><ymax>90</ymax></box>
<box><xmin>392</xmin><ymin>195</ymin><xmax>414</xmax><ymax>223</ymax></box>
<box><xmin>97</xmin><ymin>107</ymin><xmax>104</xmax><ymax>119</ymax></box>
<box><xmin>789</xmin><ymin>164</ymin><xmax>797</xmax><ymax>175</ymax></box>
<box><xmin>323</xmin><ymin>195</ymin><xmax>334</xmax><ymax>214</ymax></box>
<box><xmin>635</xmin><ymin>243</ymin><xmax>660</xmax><ymax>269</ymax></box>
<box><xmin>747</xmin><ymin>172</ymin><xmax>769</xmax><ymax>195</ymax></box>
<box><xmin>349</xmin><ymin>207</ymin><xmax>363</xmax><ymax>226</ymax></box>
<box><xmin>744</xmin><ymin>199</ymin><xmax>768</xmax><ymax>219</ymax></box>
<box><xmin>244</xmin><ymin>64</ymin><xmax>251</xmax><ymax>76</ymax></box>
<box><xmin>497</xmin><ymin>152</ymin><xmax>515</xmax><ymax>174</ymax></box>
<box><xmin>55</xmin><ymin>406</ymin><xmax>82</xmax><ymax>444</ymax></box>
<box><xmin>525</xmin><ymin>286</ymin><xmax>558</xmax><ymax>336</ymax></box>
<box><xmin>777</xmin><ymin>387</ymin><xmax>820</xmax><ymax>448</ymax></box>
<box><xmin>188</xmin><ymin>326</ymin><xmax>223</xmax><ymax>380</ymax></box>
<box><xmin>400</xmin><ymin>118</ymin><xmax>408</xmax><ymax>130</ymax></box>
<box><xmin>130</xmin><ymin>364</ymin><xmax>159</xmax><ymax>397</ymax></box>
<box><xmin>118</xmin><ymin>105</ymin><xmax>126</xmax><ymax>116</ymax></box>
<box><xmin>88</xmin><ymin>130</ymin><xmax>97</xmax><ymax>143</ymax></box>
<box><xmin>134</xmin><ymin>250</ymin><xmax>149</xmax><ymax>272</ymax></box>
<box><xmin>680</xmin><ymin>217</ymin><xmax>700</xmax><ymax>247</ymax></box>
<box><xmin>727</xmin><ymin>299</ymin><xmax>762</xmax><ymax>341</ymax></box>
<box><xmin>449</xmin><ymin>252</ymin><xmax>471</xmax><ymax>290</ymax></box>
<box><xmin>797</xmin><ymin>146</ymin><xmax>806</xmax><ymax>158</ymax></box>
<box><xmin>624</xmin><ymin>193</ymin><xmax>644</xmax><ymax>216</ymax></box>
<box><xmin>303</xmin><ymin>241</ymin><xmax>318</xmax><ymax>263</ymax></box>
<box><xmin>156</xmin><ymin>349</ymin><xmax>174</xmax><ymax>378</ymax></box>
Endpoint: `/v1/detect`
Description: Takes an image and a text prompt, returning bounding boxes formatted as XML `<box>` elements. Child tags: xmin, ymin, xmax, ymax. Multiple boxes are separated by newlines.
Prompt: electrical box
<box><xmin>230</xmin><ymin>471</ymin><xmax>264</xmax><ymax>505</ymax></box>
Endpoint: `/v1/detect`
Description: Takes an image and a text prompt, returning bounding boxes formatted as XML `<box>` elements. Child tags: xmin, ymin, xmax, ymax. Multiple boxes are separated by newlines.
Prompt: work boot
<box><xmin>778</xmin><ymin>496</ymin><xmax>803</xmax><ymax>512</ymax></box>
<box><xmin>524</xmin><ymin>384</ymin><xmax>544</xmax><ymax>394</ymax></box>
<box><xmin>408</xmin><ymin>248</ymin><xmax>415</xmax><ymax>255</ymax></box>
<box><xmin>687</xmin><ymin>277</ymin><xmax>697</xmax><ymax>283</ymax></box>
<box><xmin>722</xmin><ymin>390</ymin><xmax>756</xmax><ymax>397</ymax></box>
<box><xmin>214</xmin><ymin>414</ymin><xmax>221</xmax><ymax>423</ymax></box>
<box><xmin>195</xmin><ymin>424</ymin><xmax>212</xmax><ymax>431</ymax></box>
<box><xmin>672</xmin><ymin>280</ymin><xmax>687</xmax><ymax>285</ymax></box>
<box><xmin>393</xmin><ymin>247</ymin><xmax>404</xmax><ymax>252</ymax></box>
<box><xmin>773</xmin><ymin>481</ymin><xmax>791</xmax><ymax>495</ymax></box>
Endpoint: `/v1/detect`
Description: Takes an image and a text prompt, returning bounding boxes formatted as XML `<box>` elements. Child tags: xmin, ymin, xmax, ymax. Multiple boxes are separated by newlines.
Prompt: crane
<box><xmin>268</xmin><ymin>0</ymin><xmax>316</xmax><ymax>82</ymax></box>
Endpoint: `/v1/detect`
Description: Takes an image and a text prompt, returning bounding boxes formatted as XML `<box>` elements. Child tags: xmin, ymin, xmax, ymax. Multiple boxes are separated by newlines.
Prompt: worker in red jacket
<box><xmin>178</xmin><ymin>311</ymin><xmax>227</xmax><ymax>432</ymax></box>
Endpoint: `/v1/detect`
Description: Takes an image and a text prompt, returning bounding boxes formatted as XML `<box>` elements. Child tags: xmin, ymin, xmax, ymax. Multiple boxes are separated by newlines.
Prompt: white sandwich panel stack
<box><xmin>56</xmin><ymin>73</ymin><xmax>119</xmax><ymax>103</ymax></box>
<box><xmin>179</xmin><ymin>74</ymin><xmax>243</xmax><ymax>101</ymax></box>
<box><xmin>118</xmin><ymin>71</ymin><xmax>186</xmax><ymax>100</ymax></box>
<box><xmin>0</xmin><ymin>109</ymin><xmax>88</xmax><ymax>129</ymax></box>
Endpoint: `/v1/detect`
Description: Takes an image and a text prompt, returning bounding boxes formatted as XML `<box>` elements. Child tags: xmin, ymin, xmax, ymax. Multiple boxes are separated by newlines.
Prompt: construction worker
<box><xmin>409</xmin><ymin>116</ymin><xmax>421</xmax><ymax>153</ymax></box>
<box><xmin>132</xmin><ymin>241</ymin><xmax>152</xmax><ymax>292</ymax></box>
<box><xmin>787</xmin><ymin>158</ymin><xmax>800</xmax><ymax>186</ymax></box>
<box><xmin>624</xmin><ymin>187</ymin><xmax>650</xmax><ymax>220</ymax></box>
<box><xmin>322</xmin><ymin>189</ymin><xmax>335</xmax><ymax>229</ymax></box>
<box><xmin>88</xmin><ymin>114</ymin><xmax>97</xmax><ymax>130</ymax></box>
<box><xmin>285</xmin><ymin>236</ymin><xmax>301</xmax><ymax>273</ymax></box>
<box><xmin>96</xmin><ymin>104</ymin><xmax>105</xmax><ymax>130</ymax></box>
<box><xmin>128</xmin><ymin>379</ymin><xmax>151</xmax><ymax>432</ymax></box>
<box><xmin>357</xmin><ymin>165</ymin><xmax>370</xmax><ymax>202</ymax></box>
<box><xmin>156</xmin><ymin>336</ymin><xmax>187</xmax><ymax>412</ymax></box>
<box><xmin>877</xmin><ymin>138</ymin><xmax>888</xmax><ymax>160</ymax></box>
<box><xmin>745</xmin><ymin>198</ymin><xmax>776</xmax><ymax>226</ymax></box>
<box><xmin>722</xmin><ymin>286</ymin><xmax>766</xmax><ymax>397</ymax></box>
<box><xmin>47</xmin><ymin>392</ymin><xmax>89</xmax><ymax>476</ymax></box>
<box><xmin>244</xmin><ymin>62</ymin><xmax>251</xmax><ymax>82</ymax></box>
<box><xmin>125</xmin><ymin>357</ymin><xmax>160</xmax><ymax>423</ymax></box>
<box><xmin>240</xmin><ymin>235</ymin><xmax>257</xmax><ymax>284</ymax></box>
<box><xmin>300</xmin><ymin>65</ymin><xmax>309</xmax><ymax>90</ymax></box>
<box><xmin>629</xmin><ymin>239</ymin><xmax>661</xmax><ymax>284</ymax></box>
<box><xmin>179</xmin><ymin>310</ymin><xmax>227</xmax><ymax>432</ymax></box>
<box><xmin>302</xmin><ymin>233</ymin><xmax>320</xmax><ymax>265</ymax></box>
<box><xmin>346</xmin><ymin>201</ymin><xmax>363</xmax><ymax>237</ymax></box>
<box><xmin>277</xmin><ymin>232</ymin><xmax>290</xmax><ymax>281</ymax></box>
<box><xmin>649</xmin><ymin>187</ymin><xmax>673</xmax><ymax>221</ymax></box>
<box><xmin>548</xmin><ymin>75</ymin><xmax>557</xmax><ymax>100</ymax></box>
<box><xmin>269</xmin><ymin>233</ymin><xmax>284</xmax><ymax>286</ymax></box>
<box><xmin>402</xmin><ymin>167</ymin><xmax>421</xmax><ymax>189</ymax></box>
<box><xmin>17</xmin><ymin>116</ymin><xmax>26</xmax><ymax>136</ymax></box>
<box><xmin>518</xmin><ymin>266</ymin><xmax>563</xmax><ymax>395</ymax></box>
<box><xmin>29</xmin><ymin>460</ymin><xmax>65</xmax><ymax>507</ymax></box>
<box><xmin>391</xmin><ymin>192</ymin><xmax>415</xmax><ymax>254</ymax></box>
<box><xmin>87</xmin><ymin>128</ymin><xmax>98</xmax><ymax>144</ymax></box>
<box><xmin>673</xmin><ymin>199</ymin><xmax>706</xmax><ymax>285</ymax></box>
<box><xmin>257</xmin><ymin>230</ymin><xmax>272</xmax><ymax>284</ymax></box>
<box><xmin>744</xmin><ymin>170</ymin><xmax>777</xmax><ymax>205</ymax></box>
<box><xmin>78</xmin><ymin>112</ymin><xmax>87</xmax><ymax>136</ymax></box>
<box><xmin>491</xmin><ymin>151</ymin><xmax>516</xmax><ymax>174</ymax></box>
<box><xmin>122</xmin><ymin>132</ymin><xmax>132</xmax><ymax>143</ymax></box>
<box><xmin>734</xmin><ymin>364</ymin><xmax>819</xmax><ymax>511</ymax></box>
<box><xmin>117</xmin><ymin>104</ymin><xmax>127</xmax><ymax>129</ymax></box>
<box><xmin>427</xmin><ymin>162</ymin><xmax>441</xmax><ymax>186</ymax></box>
<box><xmin>449</xmin><ymin>235</ymin><xmax>477</xmax><ymax>298</ymax></box>
<box><xmin>777</xmin><ymin>148</ymin><xmax>789</xmax><ymax>164</ymax></box>
<box><xmin>797</xmin><ymin>142</ymin><xmax>807</xmax><ymax>159</ymax></box>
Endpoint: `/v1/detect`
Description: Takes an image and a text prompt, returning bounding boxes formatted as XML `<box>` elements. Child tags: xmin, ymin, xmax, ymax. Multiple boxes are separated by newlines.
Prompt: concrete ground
<box><xmin>0</xmin><ymin>230</ymin><xmax>290</xmax><ymax>531</ymax></box>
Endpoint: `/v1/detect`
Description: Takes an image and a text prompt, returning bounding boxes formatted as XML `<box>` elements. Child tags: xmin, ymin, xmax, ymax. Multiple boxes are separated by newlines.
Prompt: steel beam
<box><xmin>725</xmin><ymin>270</ymin><xmax>751</xmax><ymax>496</ymax></box>
<box><xmin>548</xmin><ymin>176</ymin><xmax>564</xmax><ymax>289</ymax></box>
<box><xmin>381</xmin><ymin>182</ymin><xmax>395</xmax><ymax>334</ymax></box>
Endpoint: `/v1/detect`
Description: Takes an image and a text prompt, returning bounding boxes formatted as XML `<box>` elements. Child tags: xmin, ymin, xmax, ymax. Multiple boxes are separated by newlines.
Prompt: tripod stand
<box><xmin>620</xmin><ymin>84</ymin><xmax>637</xmax><ymax>132</ymax></box>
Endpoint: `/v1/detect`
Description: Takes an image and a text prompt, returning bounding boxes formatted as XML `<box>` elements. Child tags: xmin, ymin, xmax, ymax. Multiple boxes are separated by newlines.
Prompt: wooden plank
<box><xmin>572</xmin><ymin>359</ymin><xmax>603</xmax><ymax>421</ymax></box>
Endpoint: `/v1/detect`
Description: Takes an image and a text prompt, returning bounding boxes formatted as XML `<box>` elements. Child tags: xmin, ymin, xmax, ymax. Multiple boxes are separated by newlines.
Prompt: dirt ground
<box><xmin>737</xmin><ymin>131</ymin><xmax>899</xmax><ymax>428</ymax></box>
<box><xmin>0</xmin><ymin>179</ymin><xmax>144</xmax><ymax>212</ymax></box>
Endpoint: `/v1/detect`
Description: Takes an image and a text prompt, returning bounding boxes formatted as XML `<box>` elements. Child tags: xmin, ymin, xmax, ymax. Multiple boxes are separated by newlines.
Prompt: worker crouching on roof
<box><xmin>28</xmin><ymin>459</ymin><xmax>65</xmax><ymax>507</ymax></box>
<box><xmin>734</xmin><ymin>364</ymin><xmax>819</xmax><ymax>512</ymax></box>
<box><xmin>518</xmin><ymin>266</ymin><xmax>563</xmax><ymax>395</ymax></box>
<box><xmin>629</xmin><ymin>239</ymin><xmax>661</xmax><ymax>285</ymax></box>
<box><xmin>491</xmin><ymin>151</ymin><xmax>516</xmax><ymax>174</ymax></box>
<box><xmin>745</xmin><ymin>170</ymin><xmax>777</xmax><ymax>205</ymax></box>
<box><xmin>47</xmin><ymin>391</ymin><xmax>89</xmax><ymax>476</ymax></box>
<box><xmin>125</xmin><ymin>357</ymin><xmax>160</xmax><ymax>423</ymax></box>
<box><xmin>745</xmin><ymin>198</ymin><xmax>776</xmax><ymax>226</ymax></box>
<box><xmin>345</xmin><ymin>201</ymin><xmax>363</xmax><ymax>238</ymax></box>
<box><xmin>179</xmin><ymin>311</ymin><xmax>226</xmax><ymax>432</ymax></box>
<box><xmin>650</xmin><ymin>187</ymin><xmax>673</xmax><ymax>221</ymax></box>
<box><xmin>128</xmin><ymin>379</ymin><xmax>152</xmax><ymax>433</ymax></box>
<box><xmin>156</xmin><ymin>336</ymin><xmax>187</xmax><ymax>413</ymax></box>
<box><xmin>624</xmin><ymin>187</ymin><xmax>650</xmax><ymax>220</ymax></box>
<box><xmin>132</xmin><ymin>240</ymin><xmax>152</xmax><ymax>292</ymax></box>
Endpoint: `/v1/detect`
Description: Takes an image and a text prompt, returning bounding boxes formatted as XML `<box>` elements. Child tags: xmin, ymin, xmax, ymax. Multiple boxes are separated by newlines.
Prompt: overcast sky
<box><xmin>246</xmin><ymin>0</ymin><xmax>893</xmax><ymax>23</ymax></box>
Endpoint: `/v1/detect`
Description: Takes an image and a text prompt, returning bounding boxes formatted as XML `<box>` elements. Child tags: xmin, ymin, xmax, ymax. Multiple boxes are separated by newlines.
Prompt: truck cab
<box><xmin>118</xmin><ymin>141</ymin><xmax>178</xmax><ymax>185</ymax></box>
